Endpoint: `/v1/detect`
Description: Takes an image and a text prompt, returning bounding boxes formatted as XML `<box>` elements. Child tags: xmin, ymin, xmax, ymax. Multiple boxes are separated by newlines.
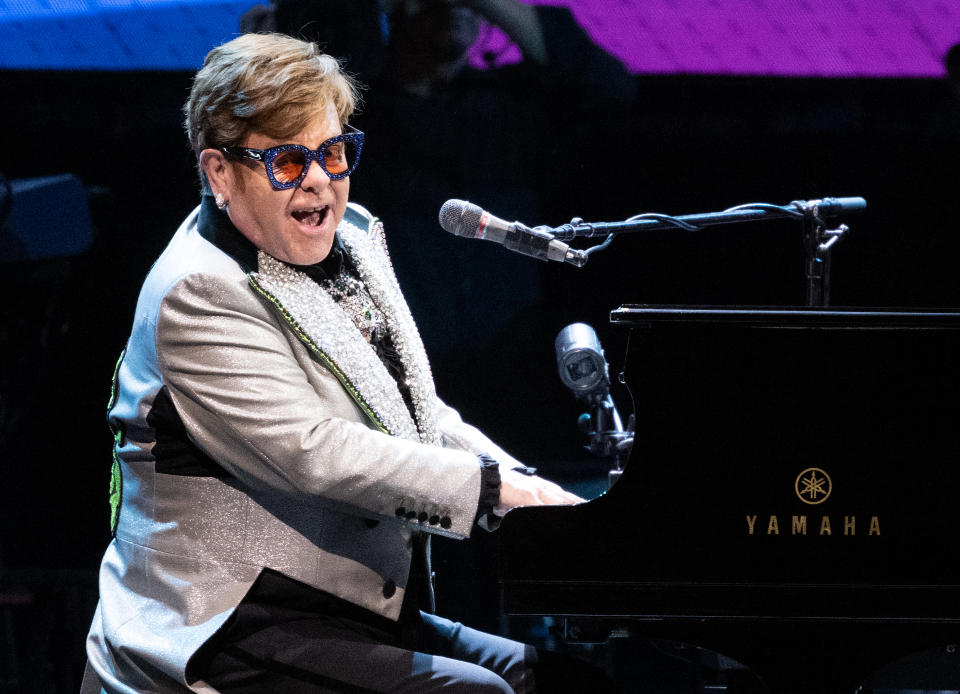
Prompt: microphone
<box><xmin>554</xmin><ymin>323</ymin><xmax>633</xmax><ymax>479</ymax></box>
<box><xmin>438</xmin><ymin>199</ymin><xmax>585</xmax><ymax>265</ymax></box>
<box><xmin>554</xmin><ymin>323</ymin><xmax>611</xmax><ymax>407</ymax></box>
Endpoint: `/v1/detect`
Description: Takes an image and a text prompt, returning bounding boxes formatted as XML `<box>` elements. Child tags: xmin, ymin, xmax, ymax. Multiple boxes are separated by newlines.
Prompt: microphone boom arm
<box><xmin>550</xmin><ymin>197</ymin><xmax>865</xmax><ymax>240</ymax></box>
<box><xmin>551</xmin><ymin>197</ymin><xmax>865</xmax><ymax>305</ymax></box>
<box><xmin>438</xmin><ymin>196</ymin><xmax>866</xmax><ymax>301</ymax></box>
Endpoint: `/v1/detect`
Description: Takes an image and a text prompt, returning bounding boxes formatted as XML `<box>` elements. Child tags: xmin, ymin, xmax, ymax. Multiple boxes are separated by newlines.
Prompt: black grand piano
<box><xmin>499</xmin><ymin>306</ymin><xmax>960</xmax><ymax>693</ymax></box>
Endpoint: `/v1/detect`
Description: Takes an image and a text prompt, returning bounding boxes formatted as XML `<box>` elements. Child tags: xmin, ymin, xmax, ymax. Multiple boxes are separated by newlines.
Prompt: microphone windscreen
<box><xmin>439</xmin><ymin>199</ymin><xmax>482</xmax><ymax>237</ymax></box>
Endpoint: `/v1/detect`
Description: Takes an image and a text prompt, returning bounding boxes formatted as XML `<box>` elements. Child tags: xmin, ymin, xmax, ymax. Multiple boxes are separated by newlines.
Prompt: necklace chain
<box><xmin>322</xmin><ymin>271</ymin><xmax>386</xmax><ymax>342</ymax></box>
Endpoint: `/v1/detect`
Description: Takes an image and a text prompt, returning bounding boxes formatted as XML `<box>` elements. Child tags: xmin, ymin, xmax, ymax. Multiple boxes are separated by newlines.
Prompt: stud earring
<box><xmin>215</xmin><ymin>193</ymin><xmax>227</xmax><ymax>210</ymax></box>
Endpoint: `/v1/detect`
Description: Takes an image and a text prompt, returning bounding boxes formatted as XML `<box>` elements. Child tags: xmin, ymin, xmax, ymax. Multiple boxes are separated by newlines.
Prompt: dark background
<box><xmin>1</xmin><ymin>31</ymin><xmax>959</xmax><ymax>692</ymax></box>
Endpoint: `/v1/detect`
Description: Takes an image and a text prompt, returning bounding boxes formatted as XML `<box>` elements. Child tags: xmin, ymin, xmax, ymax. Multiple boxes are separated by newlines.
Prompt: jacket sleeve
<box><xmin>154</xmin><ymin>271</ymin><xmax>483</xmax><ymax>539</ymax></box>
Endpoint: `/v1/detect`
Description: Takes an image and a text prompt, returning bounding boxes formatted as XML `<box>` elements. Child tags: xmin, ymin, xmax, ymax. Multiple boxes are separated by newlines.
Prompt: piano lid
<box><xmin>501</xmin><ymin>306</ymin><xmax>960</xmax><ymax>618</ymax></box>
<box><xmin>501</xmin><ymin>306</ymin><xmax>960</xmax><ymax>691</ymax></box>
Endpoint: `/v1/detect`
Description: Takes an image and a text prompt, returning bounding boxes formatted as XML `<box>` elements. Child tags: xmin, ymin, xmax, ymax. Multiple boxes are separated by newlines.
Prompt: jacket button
<box><xmin>395</xmin><ymin>507</ymin><xmax>406</xmax><ymax>517</ymax></box>
<box><xmin>417</xmin><ymin>512</ymin><xmax>428</xmax><ymax>523</ymax></box>
<box><xmin>428</xmin><ymin>515</ymin><xmax>440</xmax><ymax>525</ymax></box>
<box><xmin>383</xmin><ymin>579</ymin><xmax>396</xmax><ymax>598</ymax></box>
<box><xmin>440</xmin><ymin>516</ymin><xmax>452</xmax><ymax>529</ymax></box>
<box><xmin>364</xmin><ymin>518</ymin><xmax>379</xmax><ymax>528</ymax></box>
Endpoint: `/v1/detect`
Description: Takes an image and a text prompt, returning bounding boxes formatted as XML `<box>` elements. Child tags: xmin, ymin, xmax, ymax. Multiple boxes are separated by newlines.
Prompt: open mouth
<box><xmin>291</xmin><ymin>205</ymin><xmax>329</xmax><ymax>227</ymax></box>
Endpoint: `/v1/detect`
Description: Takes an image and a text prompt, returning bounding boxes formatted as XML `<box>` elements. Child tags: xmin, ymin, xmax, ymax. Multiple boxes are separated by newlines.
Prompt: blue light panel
<box><xmin>0</xmin><ymin>0</ymin><xmax>253</xmax><ymax>69</ymax></box>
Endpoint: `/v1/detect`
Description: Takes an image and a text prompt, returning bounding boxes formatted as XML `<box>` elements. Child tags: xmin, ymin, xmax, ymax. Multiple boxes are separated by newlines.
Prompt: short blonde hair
<box><xmin>184</xmin><ymin>33</ymin><xmax>360</xmax><ymax>156</ymax></box>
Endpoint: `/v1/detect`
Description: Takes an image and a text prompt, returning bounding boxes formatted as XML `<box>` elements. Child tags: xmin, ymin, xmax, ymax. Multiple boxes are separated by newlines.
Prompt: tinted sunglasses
<box><xmin>221</xmin><ymin>126</ymin><xmax>364</xmax><ymax>190</ymax></box>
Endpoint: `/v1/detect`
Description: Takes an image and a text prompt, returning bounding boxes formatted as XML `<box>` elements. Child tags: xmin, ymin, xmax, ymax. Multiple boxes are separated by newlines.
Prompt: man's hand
<box><xmin>494</xmin><ymin>468</ymin><xmax>584</xmax><ymax>517</ymax></box>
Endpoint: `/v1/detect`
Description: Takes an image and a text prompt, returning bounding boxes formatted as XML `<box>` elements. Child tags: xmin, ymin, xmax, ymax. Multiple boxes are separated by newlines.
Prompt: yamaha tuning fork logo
<box><xmin>745</xmin><ymin>466</ymin><xmax>881</xmax><ymax>537</ymax></box>
<box><xmin>795</xmin><ymin>467</ymin><xmax>832</xmax><ymax>505</ymax></box>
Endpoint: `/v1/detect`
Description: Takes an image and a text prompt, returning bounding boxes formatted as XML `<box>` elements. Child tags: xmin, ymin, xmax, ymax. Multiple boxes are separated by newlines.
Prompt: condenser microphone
<box><xmin>555</xmin><ymin>323</ymin><xmax>610</xmax><ymax>406</ymax></box>
<box><xmin>438</xmin><ymin>199</ymin><xmax>585</xmax><ymax>265</ymax></box>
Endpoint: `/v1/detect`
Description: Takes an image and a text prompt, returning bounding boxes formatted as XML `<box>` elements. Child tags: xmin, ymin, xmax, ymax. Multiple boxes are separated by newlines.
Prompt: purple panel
<box><xmin>468</xmin><ymin>0</ymin><xmax>960</xmax><ymax>78</ymax></box>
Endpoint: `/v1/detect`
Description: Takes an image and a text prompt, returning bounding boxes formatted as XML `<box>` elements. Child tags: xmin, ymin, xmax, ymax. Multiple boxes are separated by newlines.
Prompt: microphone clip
<box><xmin>508</xmin><ymin>223</ymin><xmax>588</xmax><ymax>266</ymax></box>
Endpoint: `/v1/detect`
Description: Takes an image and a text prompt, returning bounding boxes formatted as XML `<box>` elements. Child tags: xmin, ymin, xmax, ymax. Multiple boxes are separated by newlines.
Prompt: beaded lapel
<box><xmin>340</xmin><ymin>220</ymin><xmax>441</xmax><ymax>446</ymax></box>
<box><xmin>248</xmin><ymin>218</ymin><xmax>440</xmax><ymax>446</ymax></box>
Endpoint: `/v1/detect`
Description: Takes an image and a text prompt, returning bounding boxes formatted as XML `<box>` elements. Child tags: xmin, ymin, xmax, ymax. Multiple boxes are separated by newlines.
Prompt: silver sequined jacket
<box><xmin>84</xmin><ymin>202</ymin><xmax>522</xmax><ymax>693</ymax></box>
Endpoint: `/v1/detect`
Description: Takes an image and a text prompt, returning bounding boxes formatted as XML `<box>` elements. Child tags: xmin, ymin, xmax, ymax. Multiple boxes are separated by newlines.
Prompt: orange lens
<box><xmin>271</xmin><ymin>150</ymin><xmax>306</xmax><ymax>184</ymax></box>
<box><xmin>323</xmin><ymin>142</ymin><xmax>349</xmax><ymax>175</ymax></box>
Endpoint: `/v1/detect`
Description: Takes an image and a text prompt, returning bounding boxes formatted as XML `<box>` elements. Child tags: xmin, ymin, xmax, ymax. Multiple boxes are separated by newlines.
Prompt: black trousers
<box><xmin>189</xmin><ymin>571</ymin><xmax>615</xmax><ymax>693</ymax></box>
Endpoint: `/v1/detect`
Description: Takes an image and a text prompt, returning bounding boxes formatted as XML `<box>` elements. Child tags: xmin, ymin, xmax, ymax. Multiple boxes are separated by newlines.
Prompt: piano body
<box><xmin>499</xmin><ymin>307</ymin><xmax>960</xmax><ymax>693</ymax></box>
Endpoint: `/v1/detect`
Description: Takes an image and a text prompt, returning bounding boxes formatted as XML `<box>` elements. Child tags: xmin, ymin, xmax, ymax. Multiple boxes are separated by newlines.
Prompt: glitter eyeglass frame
<box><xmin>221</xmin><ymin>125</ymin><xmax>364</xmax><ymax>189</ymax></box>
